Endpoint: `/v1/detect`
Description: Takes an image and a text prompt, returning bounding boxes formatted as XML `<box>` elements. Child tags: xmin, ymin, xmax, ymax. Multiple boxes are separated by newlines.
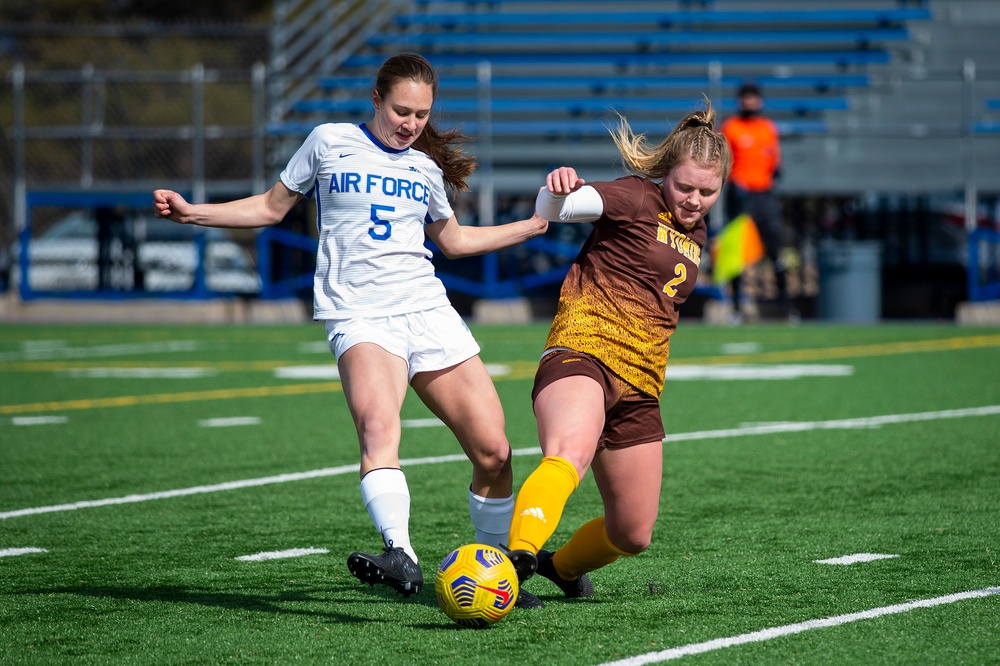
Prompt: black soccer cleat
<box><xmin>347</xmin><ymin>544</ymin><xmax>424</xmax><ymax>598</ymax></box>
<box><xmin>513</xmin><ymin>588</ymin><xmax>545</xmax><ymax>610</ymax></box>
<box><xmin>536</xmin><ymin>549</ymin><xmax>595</xmax><ymax>598</ymax></box>
<box><xmin>505</xmin><ymin>548</ymin><xmax>538</xmax><ymax>584</ymax></box>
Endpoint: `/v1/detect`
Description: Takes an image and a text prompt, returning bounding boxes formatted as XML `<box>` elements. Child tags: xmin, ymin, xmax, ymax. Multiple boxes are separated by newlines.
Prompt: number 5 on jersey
<box><xmin>369</xmin><ymin>204</ymin><xmax>393</xmax><ymax>240</ymax></box>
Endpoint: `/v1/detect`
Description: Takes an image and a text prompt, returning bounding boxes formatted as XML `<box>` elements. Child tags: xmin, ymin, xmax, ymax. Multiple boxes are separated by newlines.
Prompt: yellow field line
<box><xmin>0</xmin><ymin>382</ymin><xmax>343</xmax><ymax>415</ymax></box>
<box><xmin>0</xmin><ymin>360</ymin><xmax>297</xmax><ymax>372</ymax></box>
<box><xmin>2</xmin><ymin>335</ymin><xmax>998</xmax><ymax>416</ymax></box>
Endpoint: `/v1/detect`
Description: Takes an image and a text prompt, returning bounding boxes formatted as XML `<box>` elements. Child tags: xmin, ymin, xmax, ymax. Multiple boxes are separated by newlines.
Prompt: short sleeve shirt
<box><xmin>280</xmin><ymin>123</ymin><xmax>454</xmax><ymax>320</ymax></box>
<box><xmin>543</xmin><ymin>176</ymin><xmax>707</xmax><ymax>398</ymax></box>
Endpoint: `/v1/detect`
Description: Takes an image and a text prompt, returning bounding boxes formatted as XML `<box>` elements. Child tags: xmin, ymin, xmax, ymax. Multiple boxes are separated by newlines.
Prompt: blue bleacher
<box><xmin>343</xmin><ymin>50</ymin><xmax>891</xmax><ymax>70</ymax></box>
<box><xmin>412</xmin><ymin>0</ymin><xmax>927</xmax><ymax>7</ymax></box>
<box><xmin>267</xmin><ymin>117</ymin><xmax>830</xmax><ymax>138</ymax></box>
<box><xmin>317</xmin><ymin>73</ymin><xmax>871</xmax><ymax>94</ymax></box>
<box><xmin>274</xmin><ymin>1</ymin><xmax>930</xmax><ymax>140</ymax></box>
<box><xmin>397</xmin><ymin>8</ymin><xmax>931</xmax><ymax>28</ymax></box>
<box><xmin>293</xmin><ymin>96</ymin><xmax>849</xmax><ymax>116</ymax></box>
<box><xmin>370</xmin><ymin>28</ymin><xmax>910</xmax><ymax>50</ymax></box>
<box><xmin>978</xmin><ymin>100</ymin><xmax>1000</xmax><ymax>133</ymax></box>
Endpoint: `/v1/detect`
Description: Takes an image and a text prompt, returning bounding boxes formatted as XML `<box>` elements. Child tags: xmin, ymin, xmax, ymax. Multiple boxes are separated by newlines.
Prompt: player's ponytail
<box><xmin>609</xmin><ymin>96</ymin><xmax>731</xmax><ymax>183</ymax></box>
<box><xmin>412</xmin><ymin>123</ymin><xmax>477</xmax><ymax>194</ymax></box>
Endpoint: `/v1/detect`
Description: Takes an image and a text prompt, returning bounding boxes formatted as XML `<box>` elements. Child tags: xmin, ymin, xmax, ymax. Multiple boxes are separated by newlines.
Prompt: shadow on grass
<box><xmin>21</xmin><ymin>583</ymin><xmax>441</xmax><ymax>623</ymax></box>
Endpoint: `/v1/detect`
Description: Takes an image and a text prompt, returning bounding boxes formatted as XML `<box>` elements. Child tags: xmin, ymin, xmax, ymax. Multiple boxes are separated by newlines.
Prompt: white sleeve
<box><xmin>535</xmin><ymin>185</ymin><xmax>604</xmax><ymax>223</ymax></box>
<box><xmin>279</xmin><ymin>125</ymin><xmax>334</xmax><ymax>196</ymax></box>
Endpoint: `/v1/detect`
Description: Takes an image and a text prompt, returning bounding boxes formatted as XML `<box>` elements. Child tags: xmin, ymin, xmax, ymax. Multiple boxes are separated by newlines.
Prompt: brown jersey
<box><xmin>544</xmin><ymin>175</ymin><xmax>707</xmax><ymax>398</ymax></box>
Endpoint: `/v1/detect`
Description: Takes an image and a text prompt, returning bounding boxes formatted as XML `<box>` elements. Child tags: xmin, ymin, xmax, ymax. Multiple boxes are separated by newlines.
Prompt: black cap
<box><xmin>737</xmin><ymin>82</ymin><xmax>762</xmax><ymax>97</ymax></box>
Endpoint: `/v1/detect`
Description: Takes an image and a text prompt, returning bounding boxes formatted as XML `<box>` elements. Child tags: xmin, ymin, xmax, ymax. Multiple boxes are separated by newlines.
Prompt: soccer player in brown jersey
<box><xmin>505</xmin><ymin>103</ymin><xmax>732</xmax><ymax>599</ymax></box>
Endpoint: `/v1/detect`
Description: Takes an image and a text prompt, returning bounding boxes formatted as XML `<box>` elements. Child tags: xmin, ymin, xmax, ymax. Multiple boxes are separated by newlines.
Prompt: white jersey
<box><xmin>279</xmin><ymin>123</ymin><xmax>455</xmax><ymax>320</ymax></box>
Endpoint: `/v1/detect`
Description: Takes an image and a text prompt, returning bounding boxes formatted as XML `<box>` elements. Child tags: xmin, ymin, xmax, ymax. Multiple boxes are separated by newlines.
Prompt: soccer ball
<box><xmin>434</xmin><ymin>544</ymin><xmax>519</xmax><ymax>628</ymax></box>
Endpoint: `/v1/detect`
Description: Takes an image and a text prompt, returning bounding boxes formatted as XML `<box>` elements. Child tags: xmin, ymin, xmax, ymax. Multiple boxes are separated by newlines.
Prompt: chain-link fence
<box><xmin>1</xmin><ymin>25</ymin><xmax>271</xmax><ymax>295</ymax></box>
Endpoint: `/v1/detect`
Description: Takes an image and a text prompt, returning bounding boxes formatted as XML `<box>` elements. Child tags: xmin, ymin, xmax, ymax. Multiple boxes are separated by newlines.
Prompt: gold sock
<box><xmin>507</xmin><ymin>456</ymin><xmax>579</xmax><ymax>552</ymax></box>
<box><xmin>552</xmin><ymin>516</ymin><xmax>633</xmax><ymax>580</ymax></box>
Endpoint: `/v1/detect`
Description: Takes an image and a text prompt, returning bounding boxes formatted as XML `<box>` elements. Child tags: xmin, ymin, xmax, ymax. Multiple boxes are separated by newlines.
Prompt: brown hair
<box><xmin>374</xmin><ymin>52</ymin><xmax>477</xmax><ymax>193</ymax></box>
<box><xmin>609</xmin><ymin>97</ymin><xmax>732</xmax><ymax>183</ymax></box>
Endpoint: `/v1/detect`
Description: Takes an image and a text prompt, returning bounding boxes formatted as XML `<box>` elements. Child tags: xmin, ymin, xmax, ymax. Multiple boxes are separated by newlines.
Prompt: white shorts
<box><xmin>324</xmin><ymin>305</ymin><xmax>481</xmax><ymax>382</ymax></box>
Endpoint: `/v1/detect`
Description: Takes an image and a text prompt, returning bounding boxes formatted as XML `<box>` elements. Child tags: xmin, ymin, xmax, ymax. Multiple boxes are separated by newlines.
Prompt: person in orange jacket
<box><xmin>720</xmin><ymin>83</ymin><xmax>798</xmax><ymax>322</ymax></box>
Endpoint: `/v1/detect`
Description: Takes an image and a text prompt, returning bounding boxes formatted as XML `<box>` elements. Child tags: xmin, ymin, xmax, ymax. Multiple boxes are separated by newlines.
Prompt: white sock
<box><xmin>468</xmin><ymin>490</ymin><xmax>514</xmax><ymax>549</ymax></box>
<box><xmin>360</xmin><ymin>468</ymin><xmax>416</xmax><ymax>563</ymax></box>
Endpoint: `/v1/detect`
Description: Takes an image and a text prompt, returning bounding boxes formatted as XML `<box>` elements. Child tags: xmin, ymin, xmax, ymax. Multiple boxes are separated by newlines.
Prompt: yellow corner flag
<box><xmin>710</xmin><ymin>213</ymin><xmax>766</xmax><ymax>285</ymax></box>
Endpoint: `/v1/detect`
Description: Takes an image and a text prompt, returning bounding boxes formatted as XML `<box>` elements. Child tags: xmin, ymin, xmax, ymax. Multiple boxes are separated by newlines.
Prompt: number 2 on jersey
<box><xmin>369</xmin><ymin>204</ymin><xmax>393</xmax><ymax>240</ymax></box>
<box><xmin>662</xmin><ymin>263</ymin><xmax>687</xmax><ymax>297</ymax></box>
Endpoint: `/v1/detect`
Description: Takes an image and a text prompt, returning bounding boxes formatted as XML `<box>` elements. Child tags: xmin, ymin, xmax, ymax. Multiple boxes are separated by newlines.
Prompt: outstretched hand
<box><xmin>546</xmin><ymin>167</ymin><xmax>586</xmax><ymax>195</ymax></box>
<box><xmin>152</xmin><ymin>189</ymin><xmax>192</xmax><ymax>224</ymax></box>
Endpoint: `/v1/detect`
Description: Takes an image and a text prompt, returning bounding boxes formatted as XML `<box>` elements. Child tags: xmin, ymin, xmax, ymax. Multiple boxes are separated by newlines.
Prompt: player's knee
<box><xmin>354</xmin><ymin>415</ymin><xmax>400</xmax><ymax>452</ymax></box>
<box><xmin>469</xmin><ymin>441</ymin><xmax>512</xmax><ymax>479</ymax></box>
<box><xmin>608</xmin><ymin>525</ymin><xmax>654</xmax><ymax>555</ymax></box>
<box><xmin>618</xmin><ymin>535</ymin><xmax>652</xmax><ymax>556</ymax></box>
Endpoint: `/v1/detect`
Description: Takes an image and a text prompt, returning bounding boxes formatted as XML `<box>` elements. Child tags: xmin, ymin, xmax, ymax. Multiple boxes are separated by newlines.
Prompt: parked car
<box><xmin>17</xmin><ymin>211</ymin><xmax>261</xmax><ymax>295</ymax></box>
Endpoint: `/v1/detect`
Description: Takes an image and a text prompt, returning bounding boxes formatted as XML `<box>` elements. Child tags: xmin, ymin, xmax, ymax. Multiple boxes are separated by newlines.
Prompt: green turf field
<box><xmin>1</xmin><ymin>321</ymin><xmax>998</xmax><ymax>665</ymax></box>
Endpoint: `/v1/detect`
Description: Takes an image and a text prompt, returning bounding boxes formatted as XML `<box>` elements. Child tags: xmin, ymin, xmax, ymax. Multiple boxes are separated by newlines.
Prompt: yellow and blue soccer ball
<box><xmin>434</xmin><ymin>544</ymin><xmax>519</xmax><ymax>628</ymax></box>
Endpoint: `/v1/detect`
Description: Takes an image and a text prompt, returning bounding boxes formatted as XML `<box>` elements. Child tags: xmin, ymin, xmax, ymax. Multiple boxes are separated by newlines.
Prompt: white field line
<box><xmin>815</xmin><ymin>553</ymin><xmax>900</xmax><ymax>565</ymax></box>
<box><xmin>11</xmin><ymin>416</ymin><xmax>69</xmax><ymax>426</ymax></box>
<box><xmin>3</xmin><ymin>405</ymin><xmax>998</xmax><ymax>521</ymax></box>
<box><xmin>198</xmin><ymin>417</ymin><xmax>262</xmax><ymax>428</ymax></box>
<box><xmin>66</xmin><ymin>368</ymin><xmax>217</xmax><ymax>379</ymax></box>
<box><xmin>0</xmin><ymin>547</ymin><xmax>49</xmax><ymax>557</ymax></box>
<box><xmin>0</xmin><ymin>340</ymin><xmax>198</xmax><ymax>362</ymax></box>
<box><xmin>597</xmin><ymin>586</ymin><xmax>1000</xmax><ymax>666</ymax></box>
<box><xmin>401</xmin><ymin>417</ymin><xmax>446</xmax><ymax>428</ymax></box>
<box><xmin>236</xmin><ymin>548</ymin><xmax>329</xmax><ymax>562</ymax></box>
<box><xmin>662</xmin><ymin>404</ymin><xmax>1000</xmax><ymax>442</ymax></box>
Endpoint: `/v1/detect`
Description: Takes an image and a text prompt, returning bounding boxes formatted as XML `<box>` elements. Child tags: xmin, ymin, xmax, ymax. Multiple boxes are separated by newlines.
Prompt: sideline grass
<box><xmin>1</xmin><ymin>322</ymin><xmax>998</xmax><ymax>665</ymax></box>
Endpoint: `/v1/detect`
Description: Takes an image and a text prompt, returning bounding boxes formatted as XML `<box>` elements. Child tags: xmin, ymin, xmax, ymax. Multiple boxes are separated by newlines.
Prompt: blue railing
<box><xmin>967</xmin><ymin>228</ymin><xmax>1000</xmax><ymax>302</ymax></box>
<box><xmin>256</xmin><ymin>224</ymin><xmax>724</xmax><ymax>302</ymax></box>
<box><xmin>18</xmin><ymin>191</ymin><xmax>258</xmax><ymax>301</ymax></box>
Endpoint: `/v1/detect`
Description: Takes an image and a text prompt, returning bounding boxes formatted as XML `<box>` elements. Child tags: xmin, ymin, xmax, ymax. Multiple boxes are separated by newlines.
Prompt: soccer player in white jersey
<box><xmin>153</xmin><ymin>53</ymin><xmax>548</xmax><ymax>608</ymax></box>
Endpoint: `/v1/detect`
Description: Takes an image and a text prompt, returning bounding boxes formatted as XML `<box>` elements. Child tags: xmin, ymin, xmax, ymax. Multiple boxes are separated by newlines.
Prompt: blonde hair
<box><xmin>609</xmin><ymin>97</ymin><xmax>732</xmax><ymax>183</ymax></box>
<box><xmin>374</xmin><ymin>52</ymin><xmax>477</xmax><ymax>193</ymax></box>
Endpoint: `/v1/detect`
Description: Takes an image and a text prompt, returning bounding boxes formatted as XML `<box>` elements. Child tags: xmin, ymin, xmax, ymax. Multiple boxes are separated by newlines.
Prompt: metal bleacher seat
<box><xmin>377</xmin><ymin>3</ymin><xmax>926</xmax><ymax>68</ymax></box>
<box><xmin>272</xmin><ymin>1</ymin><xmax>931</xmax><ymax>140</ymax></box>
<box><xmin>315</xmin><ymin>73</ymin><xmax>870</xmax><ymax>95</ymax></box>
<box><xmin>378</xmin><ymin>25</ymin><xmax>912</xmax><ymax>47</ymax></box>
<box><xmin>396</xmin><ymin>7</ymin><xmax>930</xmax><ymax>29</ymax></box>
<box><xmin>294</xmin><ymin>96</ymin><xmax>850</xmax><ymax>117</ymax></box>
<box><xmin>977</xmin><ymin>99</ymin><xmax>1000</xmax><ymax>134</ymax></box>
<box><xmin>343</xmin><ymin>50</ymin><xmax>890</xmax><ymax>70</ymax></box>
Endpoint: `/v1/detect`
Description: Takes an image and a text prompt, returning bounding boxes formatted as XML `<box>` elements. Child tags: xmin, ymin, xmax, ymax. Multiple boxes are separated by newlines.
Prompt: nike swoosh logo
<box><xmin>339</xmin><ymin>153</ymin><xmax>354</xmax><ymax>158</ymax></box>
<box><xmin>478</xmin><ymin>584</ymin><xmax>512</xmax><ymax>606</ymax></box>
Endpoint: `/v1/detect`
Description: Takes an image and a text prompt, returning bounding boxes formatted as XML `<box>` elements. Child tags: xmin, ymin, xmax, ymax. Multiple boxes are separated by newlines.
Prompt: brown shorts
<box><xmin>532</xmin><ymin>349</ymin><xmax>665</xmax><ymax>450</ymax></box>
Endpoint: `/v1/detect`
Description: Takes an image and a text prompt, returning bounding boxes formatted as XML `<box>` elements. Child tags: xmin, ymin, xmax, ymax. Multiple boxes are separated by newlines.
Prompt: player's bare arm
<box><xmin>426</xmin><ymin>212</ymin><xmax>548</xmax><ymax>260</ymax></box>
<box><xmin>153</xmin><ymin>181</ymin><xmax>301</xmax><ymax>229</ymax></box>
